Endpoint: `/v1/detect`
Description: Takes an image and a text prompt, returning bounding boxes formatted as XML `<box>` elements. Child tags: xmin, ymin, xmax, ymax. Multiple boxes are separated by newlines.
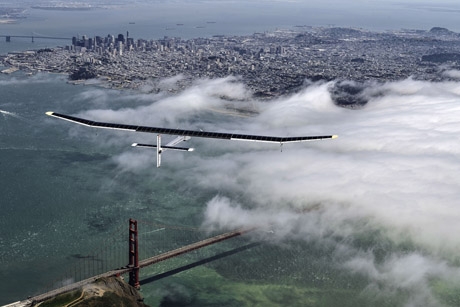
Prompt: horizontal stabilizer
<box><xmin>132</xmin><ymin>143</ymin><xmax>194</xmax><ymax>152</ymax></box>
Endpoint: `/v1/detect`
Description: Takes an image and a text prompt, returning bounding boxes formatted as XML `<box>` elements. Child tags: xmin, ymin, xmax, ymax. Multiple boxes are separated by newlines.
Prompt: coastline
<box><xmin>2</xmin><ymin>26</ymin><xmax>460</xmax><ymax>98</ymax></box>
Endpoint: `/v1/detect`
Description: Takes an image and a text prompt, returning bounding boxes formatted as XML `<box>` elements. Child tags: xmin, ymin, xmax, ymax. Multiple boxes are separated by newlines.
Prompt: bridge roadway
<box><xmin>0</xmin><ymin>35</ymin><xmax>71</xmax><ymax>41</ymax></box>
<box><xmin>2</xmin><ymin>227</ymin><xmax>253</xmax><ymax>307</ymax></box>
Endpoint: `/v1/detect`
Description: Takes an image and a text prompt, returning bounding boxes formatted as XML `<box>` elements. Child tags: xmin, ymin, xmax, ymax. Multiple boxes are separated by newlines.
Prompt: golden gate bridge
<box><xmin>6</xmin><ymin>219</ymin><xmax>259</xmax><ymax>306</ymax></box>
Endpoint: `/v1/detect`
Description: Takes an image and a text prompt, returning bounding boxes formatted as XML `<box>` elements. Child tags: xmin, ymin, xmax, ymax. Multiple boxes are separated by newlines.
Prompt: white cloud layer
<box><xmin>77</xmin><ymin>77</ymin><xmax>460</xmax><ymax>305</ymax></box>
<box><xmin>443</xmin><ymin>69</ymin><xmax>460</xmax><ymax>79</ymax></box>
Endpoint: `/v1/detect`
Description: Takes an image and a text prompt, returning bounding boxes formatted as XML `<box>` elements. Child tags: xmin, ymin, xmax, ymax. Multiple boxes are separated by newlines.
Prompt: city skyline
<box><xmin>3</xmin><ymin>25</ymin><xmax>460</xmax><ymax>97</ymax></box>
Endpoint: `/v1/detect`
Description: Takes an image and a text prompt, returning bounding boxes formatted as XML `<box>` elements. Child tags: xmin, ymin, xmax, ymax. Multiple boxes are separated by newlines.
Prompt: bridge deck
<box><xmin>139</xmin><ymin>227</ymin><xmax>252</xmax><ymax>268</ymax></box>
<box><xmin>0</xmin><ymin>35</ymin><xmax>70</xmax><ymax>40</ymax></box>
<box><xmin>15</xmin><ymin>228</ymin><xmax>252</xmax><ymax>306</ymax></box>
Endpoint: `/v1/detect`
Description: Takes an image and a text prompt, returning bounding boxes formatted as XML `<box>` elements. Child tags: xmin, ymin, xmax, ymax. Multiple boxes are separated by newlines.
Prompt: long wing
<box><xmin>46</xmin><ymin>112</ymin><xmax>338</xmax><ymax>143</ymax></box>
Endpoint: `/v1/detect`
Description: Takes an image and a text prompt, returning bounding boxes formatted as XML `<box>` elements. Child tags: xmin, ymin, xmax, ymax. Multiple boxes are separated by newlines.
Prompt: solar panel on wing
<box><xmin>45</xmin><ymin>111</ymin><xmax>337</xmax><ymax>167</ymax></box>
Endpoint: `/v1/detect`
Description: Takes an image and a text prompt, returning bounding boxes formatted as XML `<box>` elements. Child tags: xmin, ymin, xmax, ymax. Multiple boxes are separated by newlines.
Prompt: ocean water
<box><xmin>2</xmin><ymin>2</ymin><xmax>460</xmax><ymax>306</ymax></box>
<box><xmin>0</xmin><ymin>71</ymin><xmax>221</xmax><ymax>303</ymax></box>
<box><xmin>0</xmin><ymin>73</ymin><xmax>126</xmax><ymax>300</ymax></box>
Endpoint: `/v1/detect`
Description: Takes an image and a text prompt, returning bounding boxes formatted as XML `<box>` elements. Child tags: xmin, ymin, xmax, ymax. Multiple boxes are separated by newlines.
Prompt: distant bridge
<box><xmin>2</xmin><ymin>219</ymin><xmax>257</xmax><ymax>306</ymax></box>
<box><xmin>0</xmin><ymin>35</ymin><xmax>71</xmax><ymax>42</ymax></box>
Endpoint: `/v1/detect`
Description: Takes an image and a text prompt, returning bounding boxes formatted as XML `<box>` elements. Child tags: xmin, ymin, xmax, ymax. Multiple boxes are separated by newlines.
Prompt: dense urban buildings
<box><xmin>2</xmin><ymin>26</ymin><xmax>460</xmax><ymax>98</ymax></box>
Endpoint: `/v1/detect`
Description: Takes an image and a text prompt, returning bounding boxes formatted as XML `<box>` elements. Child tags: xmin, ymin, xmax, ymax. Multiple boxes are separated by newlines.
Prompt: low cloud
<box><xmin>77</xmin><ymin>77</ymin><xmax>460</xmax><ymax>253</ymax></box>
<box><xmin>71</xmin><ymin>76</ymin><xmax>460</xmax><ymax>305</ymax></box>
<box><xmin>442</xmin><ymin>69</ymin><xmax>460</xmax><ymax>79</ymax></box>
<box><xmin>0</xmin><ymin>72</ymin><xmax>63</xmax><ymax>86</ymax></box>
<box><xmin>344</xmin><ymin>252</ymin><xmax>460</xmax><ymax>306</ymax></box>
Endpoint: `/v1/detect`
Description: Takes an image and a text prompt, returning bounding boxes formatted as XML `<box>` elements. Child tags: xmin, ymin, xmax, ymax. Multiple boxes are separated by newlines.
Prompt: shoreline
<box><xmin>1</xmin><ymin>26</ymin><xmax>460</xmax><ymax>99</ymax></box>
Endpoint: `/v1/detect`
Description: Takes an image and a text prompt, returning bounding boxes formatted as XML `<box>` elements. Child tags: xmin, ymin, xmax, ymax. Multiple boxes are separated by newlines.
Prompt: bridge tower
<box><xmin>128</xmin><ymin>219</ymin><xmax>140</xmax><ymax>289</ymax></box>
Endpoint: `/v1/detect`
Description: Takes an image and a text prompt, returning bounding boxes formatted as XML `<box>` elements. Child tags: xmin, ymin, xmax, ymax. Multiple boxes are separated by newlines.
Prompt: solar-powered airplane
<box><xmin>46</xmin><ymin>111</ymin><xmax>338</xmax><ymax>167</ymax></box>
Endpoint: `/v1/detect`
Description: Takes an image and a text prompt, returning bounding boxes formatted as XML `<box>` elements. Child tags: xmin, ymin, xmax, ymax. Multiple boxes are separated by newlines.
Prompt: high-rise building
<box><xmin>117</xmin><ymin>34</ymin><xmax>125</xmax><ymax>44</ymax></box>
<box><xmin>118</xmin><ymin>41</ymin><xmax>123</xmax><ymax>56</ymax></box>
<box><xmin>127</xmin><ymin>38</ymin><xmax>134</xmax><ymax>49</ymax></box>
<box><xmin>95</xmin><ymin>36</ymin><xmax>103</xmax><ymax>46</ymax></box>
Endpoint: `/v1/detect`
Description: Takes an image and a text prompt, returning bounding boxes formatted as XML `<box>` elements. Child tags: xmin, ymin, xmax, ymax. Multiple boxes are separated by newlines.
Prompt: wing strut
<box><xmin>157</xmin><ymin>134</ymin><xmax>161</xmax><ymax>168</ymax></box>
<box><xmin>132</xmin><ymin>135</ymin><xmax>194</xmax><ymax>167</ymax></box>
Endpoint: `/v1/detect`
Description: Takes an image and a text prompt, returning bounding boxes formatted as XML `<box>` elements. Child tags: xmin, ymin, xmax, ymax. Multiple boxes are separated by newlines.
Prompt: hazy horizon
<box><xmin>2</xmin><ymin>0</ymin><xmax>460</xmax><ymax>39</ymax></box>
